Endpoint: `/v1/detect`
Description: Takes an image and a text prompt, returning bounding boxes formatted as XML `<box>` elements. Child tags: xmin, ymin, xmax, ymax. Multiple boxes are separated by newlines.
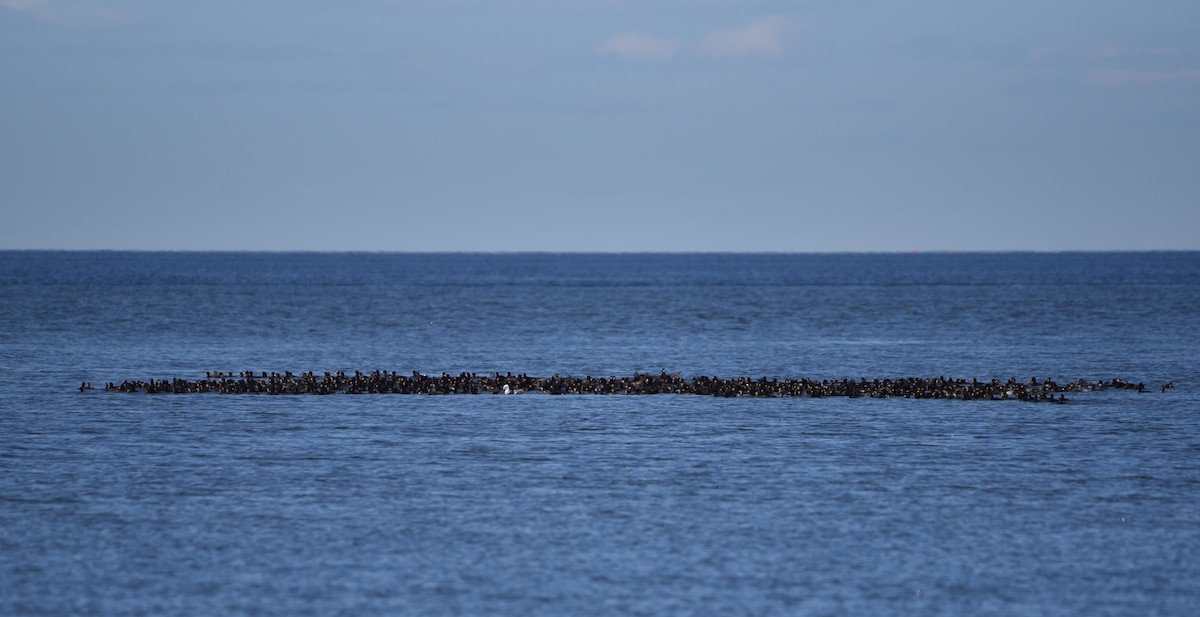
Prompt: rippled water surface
<box><xmin>2</xmin><ymin>252</ymin><xmax>1199</xmax><ymax>615</ymax></box>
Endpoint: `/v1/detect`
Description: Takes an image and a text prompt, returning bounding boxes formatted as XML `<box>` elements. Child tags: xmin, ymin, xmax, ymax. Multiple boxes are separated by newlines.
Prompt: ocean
<box><xmin>1</xmin><ymin>251</ymin><xmax>1198</xmax><ymax>615</ymax></box>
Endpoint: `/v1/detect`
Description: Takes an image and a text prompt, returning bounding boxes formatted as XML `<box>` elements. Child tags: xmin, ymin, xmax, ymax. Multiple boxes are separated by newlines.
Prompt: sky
<box><xmin>2</xmin><ymin>0</ymin><xmax>1198</xmax><ymax>252</ymax></box>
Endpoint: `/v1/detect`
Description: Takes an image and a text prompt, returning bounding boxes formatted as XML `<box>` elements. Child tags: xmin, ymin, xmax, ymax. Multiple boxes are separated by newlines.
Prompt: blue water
<box><xmin>2</xmin><ymin>251</ymin><xmax>1198</xmax><ymax>615</ymax></box>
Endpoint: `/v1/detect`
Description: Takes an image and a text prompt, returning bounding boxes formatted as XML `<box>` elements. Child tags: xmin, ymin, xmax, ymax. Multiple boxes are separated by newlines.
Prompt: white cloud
<box><xmin>1088</xmin><ymin>68</ymin><xmax>1200</xmax><ymax>86</ymax></box>
<box><xmin>699</xmin><ymin>17</ymin><xmax>793</xmax><ymax>57</ymax></box>
<box><xmin>599</xmin><ymin>32</ymin><xmax>680</xmax><ymax>62</ymax></box>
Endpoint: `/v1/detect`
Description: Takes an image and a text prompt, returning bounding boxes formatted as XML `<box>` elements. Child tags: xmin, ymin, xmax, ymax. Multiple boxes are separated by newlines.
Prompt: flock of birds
<box><xmin>81</xmin><ymin>370</ymin><xmax>1173</xmax><ymax>403</ymax></box>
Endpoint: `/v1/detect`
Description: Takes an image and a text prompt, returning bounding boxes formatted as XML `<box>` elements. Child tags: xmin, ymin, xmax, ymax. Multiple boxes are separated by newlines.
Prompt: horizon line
<box><xmin>1</xmin><ymin>248</ymin><xmax>1197</xmax><ymax>256</ymax></box>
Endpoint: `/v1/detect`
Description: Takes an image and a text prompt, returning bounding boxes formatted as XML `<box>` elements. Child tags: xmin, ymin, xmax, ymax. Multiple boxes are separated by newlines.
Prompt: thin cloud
<box><xmin>1031</xmin><ymin>44</ymin><xmax>1179</xmax><ymax>61</ymax></box>
<box><xmin>1084</xmin><ymin>45</ymin><xmax>1176</xmax><ymax>60</ymax></box>
<box><xmin>599</xmin><ymin>32</ymin><xmax>680</xmax><ymax>62</ymax></box>
<box><xmin>1088</xmin><ymin>68</ymin><xmax>1200</xmax><ymax>86</ymax></box>
<box><xmin>1</xmin><ymin>0</ymin><xmax>123</xmax><ymax>25</ymax></box>
<box><xmin>698</xmin><ymin>17</ymin><xmax>794</xmax><ymax>57</ymax></box>
<box><xmin>2</xmin><ymin>0</ymin><xmax>48</xmax><ymax>13</ymax></box>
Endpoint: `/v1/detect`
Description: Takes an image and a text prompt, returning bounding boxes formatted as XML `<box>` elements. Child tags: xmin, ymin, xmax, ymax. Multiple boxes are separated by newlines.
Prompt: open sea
<box><xmin>1</xmin><ymin>251</ymin><xmax>1198</xmax><ymax>616</ymax></box>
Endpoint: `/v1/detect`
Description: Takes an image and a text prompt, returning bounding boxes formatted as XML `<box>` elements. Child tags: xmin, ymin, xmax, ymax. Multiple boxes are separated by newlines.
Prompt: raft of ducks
<box><xmin>90</xmin><ymin>371</ymin><xmax>1169</xmax><ymax>402</ymax></box>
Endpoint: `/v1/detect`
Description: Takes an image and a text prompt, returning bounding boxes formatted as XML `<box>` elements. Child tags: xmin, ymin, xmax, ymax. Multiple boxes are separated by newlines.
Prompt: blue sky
<box><xmin>2</xmin><ymin>0</ymin><xmax>1198</xmax><ymax>251</ymax></box>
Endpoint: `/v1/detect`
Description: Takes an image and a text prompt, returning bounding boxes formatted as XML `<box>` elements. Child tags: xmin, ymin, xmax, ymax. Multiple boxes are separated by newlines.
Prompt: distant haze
<box><xmin>2</xmin><ymin>1</ymin><xmax>1198</xmax><ymax>251</ymax></box>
